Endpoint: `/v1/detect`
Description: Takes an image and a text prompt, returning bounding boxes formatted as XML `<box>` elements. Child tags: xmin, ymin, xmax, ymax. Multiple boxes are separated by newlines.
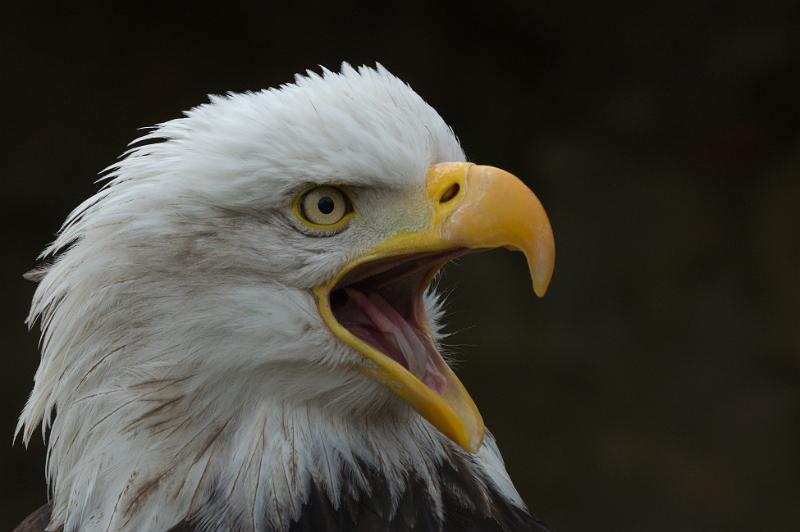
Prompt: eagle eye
<box><xmin>295</xmin><ymin>186</ymin><xmax>353</xmax><ymax>230</ymax></box>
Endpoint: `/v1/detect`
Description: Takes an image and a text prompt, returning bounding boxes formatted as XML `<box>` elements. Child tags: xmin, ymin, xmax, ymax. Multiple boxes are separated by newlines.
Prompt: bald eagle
<box><xmin>14</xmin><ymin>64</ymin><xmax>556</xmax><ymax>532</ymax></box>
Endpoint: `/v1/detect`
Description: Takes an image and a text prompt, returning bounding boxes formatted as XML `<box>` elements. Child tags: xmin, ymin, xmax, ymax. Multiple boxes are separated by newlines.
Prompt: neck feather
<box><xmin>40</xmin><ymin>385</ymin><xmax>524</xmax><ymax>532</ymax></box>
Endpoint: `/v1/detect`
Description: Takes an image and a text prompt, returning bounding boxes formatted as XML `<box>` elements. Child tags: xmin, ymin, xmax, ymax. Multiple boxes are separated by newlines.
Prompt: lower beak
<box><xmin>315</xmin><ymin>162</ymin><xmax>555</xmax><ymax>452</ymax></box>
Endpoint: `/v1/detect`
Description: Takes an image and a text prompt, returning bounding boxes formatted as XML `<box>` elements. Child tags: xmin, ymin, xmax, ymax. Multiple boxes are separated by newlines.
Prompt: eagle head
<box><xmin>18</xmin><ymin>63</ymin><xmax>555</xmax><ymax>532</ymax></box>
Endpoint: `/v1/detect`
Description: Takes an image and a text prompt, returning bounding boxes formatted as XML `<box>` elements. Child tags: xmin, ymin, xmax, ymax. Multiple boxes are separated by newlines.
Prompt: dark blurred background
<box><xmin>2</xmin><ymin>2</ymin><xmax>799</xmax><ymax>531</ymax></box>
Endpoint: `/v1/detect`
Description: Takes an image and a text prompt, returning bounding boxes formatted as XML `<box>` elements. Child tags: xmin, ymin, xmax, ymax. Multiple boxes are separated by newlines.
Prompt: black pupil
<box><xmin>317</xmin><ymin>196</ymin><xmax>335</xmax><ymax>215</ymax></box>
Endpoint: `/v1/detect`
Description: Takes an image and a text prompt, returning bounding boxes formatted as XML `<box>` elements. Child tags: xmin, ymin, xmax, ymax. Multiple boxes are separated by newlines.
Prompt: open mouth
<box><xmin>328</xmin><ymin>250</ymin><xmax>463</xmax><ymax>395</ymax></box>
<box><xmin>311</xmin><ymin>162</ymin><xmax>553</xmax><ymax>452</ymax></box>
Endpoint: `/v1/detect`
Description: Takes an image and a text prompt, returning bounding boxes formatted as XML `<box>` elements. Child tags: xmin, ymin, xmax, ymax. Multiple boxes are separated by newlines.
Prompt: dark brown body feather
<box><xmin>278</xmin><ymin>457</ymin><xmax>552</xmax><ymax>532</ymax></box>
<box><xmin>12</xmin><ymin>504</ymin><xmax>57</xmax><ymax>532</ymax></box>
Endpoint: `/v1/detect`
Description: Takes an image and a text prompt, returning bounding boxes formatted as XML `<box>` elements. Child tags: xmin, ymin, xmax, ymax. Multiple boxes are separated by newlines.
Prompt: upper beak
<box><xmin>429</xmin><ymin>162</ymin><xmax>555</xmax><ymax>297</ymax></box>
<box><xmin>314</xmin><ymin>162</ymin><xmax>555</xmax><ymax>452</ymax></box>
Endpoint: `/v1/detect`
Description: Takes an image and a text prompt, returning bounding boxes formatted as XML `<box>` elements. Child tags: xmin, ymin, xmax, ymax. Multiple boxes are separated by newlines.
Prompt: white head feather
<box><xmin>18</xmin><ymin>63</ymin><xmax>524</xmax><ymax>532</ymax></box>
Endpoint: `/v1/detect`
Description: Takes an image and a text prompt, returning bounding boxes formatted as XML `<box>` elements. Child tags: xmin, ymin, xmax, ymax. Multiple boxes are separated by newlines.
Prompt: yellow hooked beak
<box><xmin>314</xmin><ymin>162</ymin><xmax>555</xmax><ymax>453</ymax></box>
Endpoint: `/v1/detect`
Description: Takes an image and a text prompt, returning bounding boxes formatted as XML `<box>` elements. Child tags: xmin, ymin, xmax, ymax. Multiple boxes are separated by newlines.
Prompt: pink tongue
<box><xmin>344</xmin><ymin>288</ymin><xmax>447</xmax><ymax>395</ymax></box>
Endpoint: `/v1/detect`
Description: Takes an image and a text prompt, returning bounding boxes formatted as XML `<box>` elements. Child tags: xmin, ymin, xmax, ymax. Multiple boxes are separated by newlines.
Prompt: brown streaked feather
<box><xmin>23</xmin><ymin>267</ymin><xmax>48</xmax><ymax>282</ymax></box>
<box><xmin>17</xmin><ymin>457</ymin><xmax>552</xmax><ymax>532</ymax></box>
<box><xmin>12</xmin><ymin>503</ymin><xmax>59</xmax><ymax>532</ymax></box>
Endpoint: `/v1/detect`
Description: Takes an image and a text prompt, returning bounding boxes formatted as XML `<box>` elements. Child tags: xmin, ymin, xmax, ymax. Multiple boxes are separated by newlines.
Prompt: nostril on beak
<box><xmin>438</xmin><ymin>183</ymin><xmax>460</xmax><ymax>204</ymax></box>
